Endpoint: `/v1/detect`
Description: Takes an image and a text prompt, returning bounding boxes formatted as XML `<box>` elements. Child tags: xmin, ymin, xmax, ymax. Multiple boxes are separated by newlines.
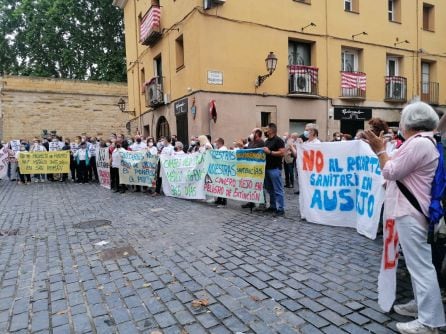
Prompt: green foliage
<box><xmin>0</xmin><ymin>0</ymin><xmax>126</xmax><ymax>82</ymax></box>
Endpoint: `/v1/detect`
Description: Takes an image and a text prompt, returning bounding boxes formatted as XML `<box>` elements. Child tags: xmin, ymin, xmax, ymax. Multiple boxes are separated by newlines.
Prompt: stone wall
<box><xmin>0</xmin><ymin>76</ymin><xmax>129</xmax><ymax>141</ymax></box>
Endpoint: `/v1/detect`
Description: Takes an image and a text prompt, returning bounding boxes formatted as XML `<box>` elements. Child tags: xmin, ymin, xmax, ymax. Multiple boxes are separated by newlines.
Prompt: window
<box><xmin>344</xmin><ymin>0</ymin><xmax>352</xmax><ymax>11</ymax></box>
<box><xmin>423</xmin><ymin>3</ymin><xmax>435</xmax><ymax>31</ymax></box>
<box><xmin>261</xmin><ymin>112</ymin><xmax>271</xmax><ymax>127</ymax></box>
<box><xmin>386</xmin><ymin>57</ymin><xmax>399</xmax><ymax>76</ymax></box>
<box><xmin>175</xmin><ymin>35</ymin><xmax>185</xmax><ymax>71</ymax></box>
<box><xmin>140</xmin><ymin>67</ymin><xmax>145</xmax><ymax>94</ymax></box>
<box><xmin>288</xmin><ymin>41</ymin><xmax>311</xmax><ymax>66</ymax></box>
<box><xmin>388</xmin><ymin>0</ymin><xmax>401</xmax><ymax>22</ymax></box>
<box><xmin>154</xmin><ymin>55</ymin><xmax>162</xmax><ymax>79</ymax></box>
<box><xmin>345</xmin><ymin>0</ymin><xmax>358</xmax><ymax>12</ymax></box>
<box><xmin>421</xmin><ymin>62</ymin><xmax>430</xmax><ymax>94</ymax></box>
<box><xmin>341</xmin><ymin>49</ymin><xmax>359</xmax><ymax>72</ymax></box>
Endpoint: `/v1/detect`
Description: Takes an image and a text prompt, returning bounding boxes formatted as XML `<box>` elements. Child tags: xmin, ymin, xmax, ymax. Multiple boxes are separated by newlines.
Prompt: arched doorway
<box><xmin>156</xmin><ymin>116</ymin><xmax>170</xmax><ymax>140</ymax></box>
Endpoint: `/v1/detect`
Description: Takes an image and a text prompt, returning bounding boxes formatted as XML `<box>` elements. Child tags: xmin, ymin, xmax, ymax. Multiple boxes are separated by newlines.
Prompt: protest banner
<box><xmin>18</xmin><ymin>151</ymin><xmax>70</xmax><ymax>174</ymax></box>
<box><xmin>204</xmin><ymin>149</ymin><xmax>266</xmax><ymax>203</ymax></box>
<box><xmin>0</xmin><ymin>148</ymin><xmax>8</xmax><ymax>179</ymax></box>
<box><xmin>296</xmin><ymin>140</ymin><xmax>385</xmax><ymax>239</ymax></box>
<box><xmin>96</xmin><ymin>148</ymin><xmax>111</xmax><ymax>189</ymax></box>
<box><xmin>160</xmin><ymin>152</ymin><xmax>207</xmax><ymax>199</ymax></box>
<box><xmin>378</xmin><ymin>218</ymin><xmax>400</xmax><ymax>312</ymax></box>
<box><xmin>119</xmin><ymin>150</ymin><xmax>158</xmax><ymax>186</ymax></box>
<box><xmin>49</xmin><ymin>142</ymin><xmax>59</xmax><ymax>151</ymax></box>
<box><xmin>9</xmin><ymin>140</ymin><xmax>20</xmax><ymax>152</ymax></box>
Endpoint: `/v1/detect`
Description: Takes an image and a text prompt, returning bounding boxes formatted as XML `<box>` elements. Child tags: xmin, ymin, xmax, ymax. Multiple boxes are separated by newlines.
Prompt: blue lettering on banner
<box><xmin>208</xmin><ymin>163</ymin><xmax>236</xmax><ymax>177</ymax></box>
<box><xmin>310</xmin><ymin>188</ymin><xmax>375</xmax><ymax>218</ymax></box>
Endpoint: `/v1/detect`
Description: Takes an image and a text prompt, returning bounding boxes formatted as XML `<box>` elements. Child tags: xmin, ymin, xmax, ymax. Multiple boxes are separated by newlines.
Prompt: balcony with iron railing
<box><xmin>420</xmin><ymin>81</ymin><xmax>439</xmax><ymax>105</ymax></box>
<box><xmin>288</xmin><ymin>65</ymin><xmax>318</xmax><ymax>95</ymax></box>
<box><xmin>384</xmin><ymin>76</ymin><xmax>407</xmax><ymax>102</ymax></box>
<box><xmin>140</xmin><ymin>5</ymin><xmax>162</xmax><ymax>46</ymax></box>
<box><xmin>340</xmin><ymin>71</ymin><xmax>366</xmax><ymax>99</ymax></box>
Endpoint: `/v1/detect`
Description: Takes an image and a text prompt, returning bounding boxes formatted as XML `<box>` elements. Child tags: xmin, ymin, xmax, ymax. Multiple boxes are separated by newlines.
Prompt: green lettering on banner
<box><xmin>160</xmin><ymin>152</ymin><xmax>208</xmax><ymax>200</ymax></box>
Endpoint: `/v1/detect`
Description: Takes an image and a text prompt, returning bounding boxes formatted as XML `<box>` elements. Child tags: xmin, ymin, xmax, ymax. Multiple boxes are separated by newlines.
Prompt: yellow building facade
<box><xmin>114</xmin><ymin>0</ymin><xmax>446</xmax><ymax>143</ymax></box>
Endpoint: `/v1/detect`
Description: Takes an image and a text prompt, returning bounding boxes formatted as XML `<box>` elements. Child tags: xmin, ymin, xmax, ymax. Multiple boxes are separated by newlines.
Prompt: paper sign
<box><xmin>96</xmin><ymin>148</ymin><xmax>111</xmax><ymax>189</ymax></box>
<box><xmin>9</xmin><ymin>140</ymin><xmax>20</xmax><ymax>152</ymax></box>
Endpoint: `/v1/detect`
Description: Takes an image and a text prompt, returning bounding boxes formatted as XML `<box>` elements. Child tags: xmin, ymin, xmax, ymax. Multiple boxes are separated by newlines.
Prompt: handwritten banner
<box><xmin>96</xmin><ymin>148</ymin><xmax>111</xmax><ymax>189</ymax></box>
<box><xmin>296</xmin><ymin>141</ymin><xmax>385</xmax><ymax>239</ymax></box>
<box><xmin>119</xmin><ymin>151</ymin><xmax>158</xmax><ymax>186</ymax></box>
<box><xmin>18</xmin><ymin>151</ymin><xmax>70</xmax><ymax>174</ymax></box>
<box><xmin>0</xmin><ymin>148</ymin><xmax>8</xmax><ymax>179</ymax></box>
<box><xmin>204</xmin><ymin>149</ymin><xmax>266</xmax><ymax>203</ymax></box>
<box><xmin>160</xmin><ymin>152</ymin><xmax>207</xmax><ymax>199</ymax></box>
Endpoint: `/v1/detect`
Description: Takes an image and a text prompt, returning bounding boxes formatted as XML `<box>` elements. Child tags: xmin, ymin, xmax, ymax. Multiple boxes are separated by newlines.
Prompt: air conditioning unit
<box><xmin>293</xmin><ymin>73</ymin><xmax>312</xmax><ymax>93</ymax></box>
<box><xmin>147</xmin><ymin>82</ymin><xmax>163</xmax><ymax>107</ymax></box>
<box><xmin>204</xmin><ymin>0</ymin><xmax>225</xmax><ymax>9</ymax></box>
<box><xmin>389</xmin><ymin>81</ymin><xmax>405</xmax><ymax>99</ymax></box>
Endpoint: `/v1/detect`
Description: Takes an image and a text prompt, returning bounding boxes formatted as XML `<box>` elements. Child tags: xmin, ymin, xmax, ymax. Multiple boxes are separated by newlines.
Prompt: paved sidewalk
<box><xmin>0</xmin><ymin>180</ymin><xmax>443</xmax><ymax>333</ymax></box>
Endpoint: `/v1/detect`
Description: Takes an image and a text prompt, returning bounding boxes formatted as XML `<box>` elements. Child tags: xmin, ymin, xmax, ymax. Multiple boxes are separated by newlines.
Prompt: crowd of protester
<box><xmin>0</xmin><ymin>101</ymin><xmax>445</xmax><ymax>333</ymax></box>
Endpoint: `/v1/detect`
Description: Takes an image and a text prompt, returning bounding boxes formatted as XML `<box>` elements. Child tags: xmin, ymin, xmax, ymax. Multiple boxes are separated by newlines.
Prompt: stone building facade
<box><xmin>0</xmin><ymin>76</ymin><xmax>129</xmax><ymax>141</ymax></box>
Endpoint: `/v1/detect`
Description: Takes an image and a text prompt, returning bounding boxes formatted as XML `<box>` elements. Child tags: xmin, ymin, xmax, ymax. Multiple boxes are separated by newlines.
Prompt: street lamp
<box><xmin>255</xmin><ymin>51</ymin><xmax>278</xmax><ymax>87</ymax></box>
<box><xmin>117</xmin><ymin>97</ymin><xmax>135</xmax><ymax>116</ymax></box>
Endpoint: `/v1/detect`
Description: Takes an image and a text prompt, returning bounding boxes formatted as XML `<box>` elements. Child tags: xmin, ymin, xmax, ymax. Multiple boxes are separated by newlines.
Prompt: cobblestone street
<box><xmin>0</xmin><ymin>180</ymin><xmax>443</xmax><ymax>334</ymax></box>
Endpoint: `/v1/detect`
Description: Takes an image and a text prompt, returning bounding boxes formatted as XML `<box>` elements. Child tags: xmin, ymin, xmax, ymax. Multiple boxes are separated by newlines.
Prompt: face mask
<box><xmin>148</xmin><ymin>142</ymin><xmax>154</xmax><ymax>147</ymax></box>
<box><xmin>136</xmin><ymin>139</ymin><xmax>141</xmax><ymax>143</ymax></box>
<box><xmin>303</xmin><ymin>130</ymin><xmax>310</xmax><ymax>138</ymax></box>
<box><xmin>52</xmin><ymin>139</ymin><xmax>58</xmax><ymax>142</ymax></box>
<box><xmin>106</xmin><ymin>143</ymin><xmax>110</xmax><ymax>147</ymax></box>
<box><xmin>336</xmin><ymin>137</ymin><xmax>341</xmax><ymax>141</ymax></box>
<box><xmin>249</xmin><ymin>134</ymin><xmax>254</xmax><ymax>141</ymax></box>
<box><xmin>191</xmin><ymin>141</ymin><xmax>196</xmax><ymax>146</ymax></box>
<box><xmin>20</xmin><ymin>146</ymin><xmax>25</xmax><ymax>151</ymax></box>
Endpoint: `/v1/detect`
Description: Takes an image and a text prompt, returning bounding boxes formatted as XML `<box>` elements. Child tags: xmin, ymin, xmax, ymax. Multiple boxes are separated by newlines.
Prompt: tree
<box><xmin>0</xmin><ymin>0</ymin><xmax>126</xmax><ymax>82</ymax></box>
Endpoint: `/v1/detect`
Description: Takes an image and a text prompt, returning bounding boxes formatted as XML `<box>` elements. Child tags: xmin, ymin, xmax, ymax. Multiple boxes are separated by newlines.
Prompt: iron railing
<box><xmin>384</xmin><ymin>76</ymin><xmax>407</xmax><ymax>102</ymax></box>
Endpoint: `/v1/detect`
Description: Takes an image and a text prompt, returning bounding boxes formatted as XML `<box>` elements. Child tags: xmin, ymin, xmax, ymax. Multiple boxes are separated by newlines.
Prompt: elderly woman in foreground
<box><xmin>364</xmin><ymin>102</ymin><xmax>445</xmax><ymax>334</ymax></box>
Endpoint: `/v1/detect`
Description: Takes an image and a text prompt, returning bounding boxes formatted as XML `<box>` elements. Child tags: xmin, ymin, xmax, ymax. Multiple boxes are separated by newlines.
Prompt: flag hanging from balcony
<box><xmin>140</xmin><ymin>6</ymin><xmax>161</xmax><ymax>43</ymax></box>
<box><xmin>341</xmin><ymin>72</ymin><xmax>367</xmax><ymax>91</ymax></box>
<box><xmin>288</xmin><ymin>65</ymin><xmax>319</xmax><ymax>84</ymax></box>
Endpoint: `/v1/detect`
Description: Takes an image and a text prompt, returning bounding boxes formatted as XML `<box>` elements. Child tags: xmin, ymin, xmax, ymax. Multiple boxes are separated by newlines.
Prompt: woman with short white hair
<box><xmin>365</xmin><ymin>101</ymin><xmax>445</xmax><ymax>334</ymax></box>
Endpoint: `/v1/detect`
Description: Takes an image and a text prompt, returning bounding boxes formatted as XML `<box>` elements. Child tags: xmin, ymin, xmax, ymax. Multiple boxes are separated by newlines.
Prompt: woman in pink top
<box><xmin>365</xmin><ymin>102</ymin><xmax>445</xmax><ymax>334</ymax></box>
